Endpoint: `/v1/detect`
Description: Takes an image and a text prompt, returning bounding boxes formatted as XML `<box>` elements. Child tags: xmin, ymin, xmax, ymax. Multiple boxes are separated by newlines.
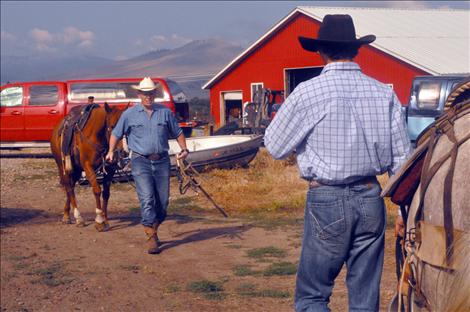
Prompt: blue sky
<box><xmin>1</xmin><ymin>1</ymin><xmax>468</xmax><ymax>60</ymax></box>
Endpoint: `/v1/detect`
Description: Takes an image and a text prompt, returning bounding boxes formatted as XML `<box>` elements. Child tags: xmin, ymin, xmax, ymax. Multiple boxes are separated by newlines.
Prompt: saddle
<box><xmin>382</xmin><ymin>79</ymin><xmax>470</xmax><ymax>268</ymax></box>
<box><xmin>59</xmin><ymin>103</ymin><xmax>100</xmax><ymax>172</ymax></box>
<box><xmin>382</xmin><ymin>80</ymin><xmax>470</xmax><ymax>206</ymax></box>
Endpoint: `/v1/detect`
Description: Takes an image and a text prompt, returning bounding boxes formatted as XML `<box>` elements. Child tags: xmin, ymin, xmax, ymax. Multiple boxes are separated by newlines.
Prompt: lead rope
<box><xmin>176</xmin><ymin>158</ymin><xmax>228</xmax><ymax>218</ymax></box>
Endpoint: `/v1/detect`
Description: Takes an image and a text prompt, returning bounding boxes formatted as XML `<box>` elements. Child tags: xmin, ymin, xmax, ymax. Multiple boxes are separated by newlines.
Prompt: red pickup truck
<box><xmin>0</xmin><ymin>77</ymin><xmax>196</xmax><ymax>148</ymax></box>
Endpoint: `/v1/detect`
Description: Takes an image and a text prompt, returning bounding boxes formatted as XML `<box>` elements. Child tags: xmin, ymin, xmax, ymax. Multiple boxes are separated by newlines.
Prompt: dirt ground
<box><xmin>1</xmin><ymin>151</ymin><xmax>398</xmax><ymax>312</ymax></box>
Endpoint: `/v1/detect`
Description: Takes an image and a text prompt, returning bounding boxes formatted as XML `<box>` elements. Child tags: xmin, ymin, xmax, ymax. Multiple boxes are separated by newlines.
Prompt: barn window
<box><xmin>251</xmin><ymin>82</ymin><xmax>264</xmax><ymax>102</ymax></box>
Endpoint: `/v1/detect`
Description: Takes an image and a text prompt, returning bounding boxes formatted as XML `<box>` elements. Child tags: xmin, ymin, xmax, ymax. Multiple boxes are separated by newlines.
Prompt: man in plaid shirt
<box><xmin>264</xmin><ymin>15</ymin><xmax>411</xmax><ymax>312</ymax></box>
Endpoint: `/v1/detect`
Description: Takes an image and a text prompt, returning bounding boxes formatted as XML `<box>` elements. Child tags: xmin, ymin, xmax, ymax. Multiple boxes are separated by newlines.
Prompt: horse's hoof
<box><xmin>62</xmin><ymin>218</ymin><xmax>72</xmax><ymax>224</ymax></box>
<box><xmin>76</xmin><ymin>220</ymin><xmax>86</xmax><ymax>227</ymax></box>
<box><xmin>94</xmin><ymin>221</ymin><xmax>109</xmax><ymax>232</ymax></box>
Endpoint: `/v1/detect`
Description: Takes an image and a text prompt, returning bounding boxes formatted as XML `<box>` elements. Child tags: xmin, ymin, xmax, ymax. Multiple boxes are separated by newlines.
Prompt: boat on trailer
<box><xmin>168</xmin><ymin>134</ymin><xmax>263</xmax><ymax>174</ymax></box>
<box><xmin>106</xmin><ymin>134</ymin><xmax>263</xmax><ymax>183</ymax></box>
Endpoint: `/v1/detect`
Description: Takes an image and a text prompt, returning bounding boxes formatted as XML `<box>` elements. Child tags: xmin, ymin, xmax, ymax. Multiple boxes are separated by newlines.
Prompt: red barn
<box><xmin>203</xmin><ymin>7</ymin><xmax>469</xmax><ymax>127</ymax></box>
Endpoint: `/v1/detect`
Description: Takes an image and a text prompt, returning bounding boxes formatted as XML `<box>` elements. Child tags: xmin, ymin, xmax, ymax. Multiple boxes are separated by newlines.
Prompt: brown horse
<box><xmin>50</xmin><ymin>103</ymin><xmax>126</xmax><ymax>231</ymax></box>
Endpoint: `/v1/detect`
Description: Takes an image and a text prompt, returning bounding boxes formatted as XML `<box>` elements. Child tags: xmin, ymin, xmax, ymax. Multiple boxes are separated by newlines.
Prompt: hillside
<box><xmin>1</xmin><ymin>39</ymin><xmax>243</xmax><ymax>99</ymax></box>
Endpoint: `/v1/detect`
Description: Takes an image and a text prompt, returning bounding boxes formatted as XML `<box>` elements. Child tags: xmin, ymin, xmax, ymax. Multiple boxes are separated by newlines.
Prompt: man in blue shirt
<box><xmin>106</xmin><ymin>77</ymin><xmax>189</xmax><ymax>254</ymax></box>
<box><xmin>264</xmin><ymin>15</ymin><xmax>411</xmax><ymax>311</ymax></box>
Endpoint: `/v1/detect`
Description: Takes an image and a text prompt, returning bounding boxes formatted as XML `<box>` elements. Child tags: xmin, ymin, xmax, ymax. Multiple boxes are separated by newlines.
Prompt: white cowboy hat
<box><xmin>132</xmin><ymin>77</ymin><xmax>158</xmax><ymax>91</ymax></box>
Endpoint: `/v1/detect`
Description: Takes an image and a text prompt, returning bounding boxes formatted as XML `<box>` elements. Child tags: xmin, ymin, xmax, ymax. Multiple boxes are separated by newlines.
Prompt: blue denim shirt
<box><xmin>112</xmin><ymin>103</ymin><xmax>182</xmax><ymax>155</ymax></box>
<box><xmin>264</xmin><ymin>62</ymin><xmax>411</xmax><ymax>185</ymax></box>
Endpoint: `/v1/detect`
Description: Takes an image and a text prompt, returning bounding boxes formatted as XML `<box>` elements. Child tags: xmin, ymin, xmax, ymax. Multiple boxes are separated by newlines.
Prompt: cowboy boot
<box><xmin>143</xmin><ymin>226</ymin><xmax>159</xmax><ymax>254</ymax></box>
<box><xmin>153</xmin><ymin>222</ymin><xmax>161</xmax><ymax>244</ymax></box>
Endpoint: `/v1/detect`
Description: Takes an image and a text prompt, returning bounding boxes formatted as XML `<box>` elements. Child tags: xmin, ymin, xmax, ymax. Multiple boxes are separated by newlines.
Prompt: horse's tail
<box><xmin>59</xmin><ymin>126</ymin><xmax>73</xmax><ymax>174</ymax></box>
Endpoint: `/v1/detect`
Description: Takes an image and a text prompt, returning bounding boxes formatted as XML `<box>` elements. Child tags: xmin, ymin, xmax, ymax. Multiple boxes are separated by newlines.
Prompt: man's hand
<box><xmin>395</xmin><ymin>215</ymin><xmax>405</xmax><ymax>238</ymax></box>
<box><xmin>176</xmin><ymin>149</ymin><xmax>189</xmax><ymax>160</ymax></box>
<box><xmin>105</xmin><ymin>151</ymin><xmax>114</xmax><ymax>163</ymax></box>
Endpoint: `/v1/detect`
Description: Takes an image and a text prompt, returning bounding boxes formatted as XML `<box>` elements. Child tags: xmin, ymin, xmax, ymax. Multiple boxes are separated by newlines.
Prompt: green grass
<box><xmin>164</xmin><ymin>283</ymin><xmax>181</xmax><ymax>293</ymax></box>
<box><xmin>186</xmin><ymin>279</ymin><xmax>225</xmax><ymax>300</ymax></box>
<box><xmin>262</xmin><ymin>262</ymin><xmax>297</xmax><ymax>276</ymax></box>
<box><xmin>120</xmin><ymin>265</ymin><xmax>140</xmax><ymax>272</ymax></box>
<box><xmin>169</xmin><ymin>197</ymin><xmax>206</xmax><ymax>214</ymax></box>
<box><xmin>236</xmin><ymin>283</ymin><xmax>290</xmax><ymax>298</ymax></box>
<box><xmin>232</xmin><ymin>265</ymin><xmax>258</xmax><ymax>277</ymax></box>
<box><xmin>224</xmin><ymin>244</ymin><xmax>243</xmax><ymax>249</ymax></box>
<box><xmin>128</xmin><ymin>207</ymin><xmax>140</xmax><ymax>215</ymax></box>
<box><xmin>246</xmin><ymin>246</ymin><xmax>286</xmax><ymax>259</ymax></box>
<box><xmin>31</xmin><ymin>263</ymin><xmax>73</xmax><ymax>287</ymax></box>
<box><xmin>7</xmin><ymin>255</ymin><xmax>28</xmax><ymax>261</ymax></box>
<box><xmin>256</xmin><ymin>289</ymin><xmax>291</xmax><ymax>298</ymax></box>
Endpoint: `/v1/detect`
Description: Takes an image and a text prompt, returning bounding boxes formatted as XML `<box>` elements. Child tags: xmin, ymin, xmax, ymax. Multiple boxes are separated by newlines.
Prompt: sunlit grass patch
<box><xmin>186</xmin><ymin>279</ymin><xmax>225</xmax><ymax>300</ymax></box>
<box><xmin>120</xmin><ymin>264</ymin><xmax>140</xmax><ymax>273</ymax></box>
<box><xmin>224</xmin><ymin>244</ymin><xmax>243</xmax><ymax>249</ymax></box>
<box><xmin>236</xmin><ymin>283</ymin><xmax>291</xmax><ymax>298</ymax></box>
<box><xmin>232</xmin><ymin>264</ymin><xmax>258</xmax><ymax>277</ymax></box>
<box><xmin>128</xmin><ymin>207</ymin><xmax>140</xmax><ymax>215</ymax></box>
<box><xmin>31</xmin><ymin>262</ymin><xmax>73</xmax><ymax>287</ymax></box>
<box><xmin>262</xmin><ymin>261</ymin><xmax>297</xmax><ymax>276</ymax></box>
<box><xmin>256</xmin><ymin>289</ymin><xmax>291</xmax><ymax>298</ymax></box>
<box><xmin>246</xmin><ymin>246</ymin><xmax>286</xmax><ymax>259</ymax></box>
<box><xmin>189</xmin><ymin>149</ymin><xmax>307</xmax><ymax>216</ymax></box>
<box><xmin>164</xmin><ymin>283</ymin><xmax>181</xmax><ymax>294</ymax></box>
<box><xmin>235</xmin><ymin>282</ymin><xmax>256</xmax><ymax>295</ymax></box>
<box><xmin>169</xmin><ymin>196</ymin><xmax>206</xmax><ymax>214</ymax></box>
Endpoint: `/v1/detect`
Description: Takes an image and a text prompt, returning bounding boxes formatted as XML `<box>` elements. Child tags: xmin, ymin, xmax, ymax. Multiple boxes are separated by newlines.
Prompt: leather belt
<box><xmin>132</xmin><ymin>151</ymin><xmax>168</xmax><ymax>161</ymax></box>
<box><xmin>309</xmin><ymin>176</ymin><xmax>377</xmax><ymax>189</ymax></box>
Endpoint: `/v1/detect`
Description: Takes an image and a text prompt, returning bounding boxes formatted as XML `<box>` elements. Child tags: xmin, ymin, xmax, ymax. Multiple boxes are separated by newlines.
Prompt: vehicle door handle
<box><xmin>11</xmin><ymin>111</ymin><xmax>22</xmax><ymax>115</ymax></box>
<box><xmin>48</xmin><ymin>109</ymin><xmax>59</xmax><ymax>114</ymax></box>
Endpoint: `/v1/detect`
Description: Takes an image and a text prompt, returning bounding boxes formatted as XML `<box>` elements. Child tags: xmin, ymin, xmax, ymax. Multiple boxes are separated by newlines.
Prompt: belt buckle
<box><xmin>147</xmin><ymin>153</ymin><xmax>161</xmax><ymax>161</ymax></box>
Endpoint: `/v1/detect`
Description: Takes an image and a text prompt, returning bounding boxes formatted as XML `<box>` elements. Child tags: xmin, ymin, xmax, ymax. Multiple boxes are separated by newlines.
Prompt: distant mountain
<box><xmin>0</xmin><ymin>54</ymin><xmax>114</xmax><ymax>83</ymax></box>
<box><xmin>0</xmin><ymin>38</ymin><xmax>243</xmax><ymax>99</ymax></box>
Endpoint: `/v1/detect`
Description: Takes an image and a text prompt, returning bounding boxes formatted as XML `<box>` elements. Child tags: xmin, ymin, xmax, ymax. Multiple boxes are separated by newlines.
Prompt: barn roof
<box><xmin>203</xmin><ymin>6</ymin><xmax>470</xmax><ymax>89</ymax></box>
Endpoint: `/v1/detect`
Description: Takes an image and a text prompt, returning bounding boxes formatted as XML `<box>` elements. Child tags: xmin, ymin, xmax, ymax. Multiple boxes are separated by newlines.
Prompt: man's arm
<box><xmin>105</xmin><ymin>111</ymin><xmax>127</xmax><ymax>163</ymax></box>
<box><xmin>389</xmin><ymin>93</ymin><xmax>412</xmax><ymax>175</ymax></box>
<box><xmin>389</xmin><ymin>93</ymin><xmax>412</xmax><ymax>237</ymax></box>
<box><xmin>264</xmin><ymin>85</ymin><xmax>314</xmax><ymax>159</ymax></box>
<box><xmin>105</xmin><ymin>135</ymin><xmax>120</xmax><ymax>163</ymax></box>
<box><xmin>175</xmin><ymin>133</ymin><xmax>189</xmax><ymax>160</ymax></box>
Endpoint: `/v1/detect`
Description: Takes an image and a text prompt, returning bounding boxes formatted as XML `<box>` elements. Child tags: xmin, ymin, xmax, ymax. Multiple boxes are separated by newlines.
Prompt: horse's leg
<box><xmin>69</xmin><ymin>186</ymin><xmax>85</xmax><ymax>227</ymax></box>
<box><xmin>82</xmin><ymin>162</ymin><xmax>108</xmax><ymax>232</ymax></box>
<box><xmin>101</xmin><ymin>167</ymin><xmax>116</xmax><ymax>224</ymax></box>
<box><xmin>62</xmin><ymin>186</ymin><xmax>72</xmax><ymax>224</ymax></box>
<box><xmin>58</xmin><ymin>171</ymin><xmax>74</xmax><ymax>224</ymax></box>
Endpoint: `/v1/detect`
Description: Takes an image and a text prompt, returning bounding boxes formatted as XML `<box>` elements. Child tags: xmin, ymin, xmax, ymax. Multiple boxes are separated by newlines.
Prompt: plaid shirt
<box><xmin>264</xmin><ymin>62</ymin><xmax>411</xmax><ymax>185</ymax></box>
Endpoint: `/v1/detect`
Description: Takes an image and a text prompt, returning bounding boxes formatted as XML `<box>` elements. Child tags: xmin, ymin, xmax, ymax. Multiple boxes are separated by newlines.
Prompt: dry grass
<box><xmin>190</xmin><ymin>149</ymin><xmax>306</xmax><ymax>216</ymax></box>
<box><xmin>180</xmin><ymin>148</ymin><xmax>399</xmax><ymax>226</ymax></box>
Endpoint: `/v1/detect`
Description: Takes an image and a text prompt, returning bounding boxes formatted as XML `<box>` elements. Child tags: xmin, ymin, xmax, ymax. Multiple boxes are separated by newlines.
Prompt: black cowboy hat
<box><xmin>298</xmin><ymin>14</ymin><xmax>376</xmax><ymax>52</ymax></box>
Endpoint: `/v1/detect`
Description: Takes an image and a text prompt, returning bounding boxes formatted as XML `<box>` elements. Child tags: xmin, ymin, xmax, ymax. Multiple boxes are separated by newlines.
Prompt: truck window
<box><xmin>417</xmin><ymin>82</ymin><xmax>441</xmax><ymax>109</ymax></box>
<box><xmin>0</xmin><ymin>87</ymin><xmax>23</xmax><ymax>107</ymax></box>
<box><xmin>166</xmin><ymin>79</ymin><xmax>188</xmax><ymax>103</ymax></box>
<box><xmin>29</xmin><ymin>85</ymin><xmax>59</xmax><ymax>106</ymax></box>
<box><xmin>69</xmin><ymin>82</ymin><xmax>170</xmax><ymax>103</ymax></box>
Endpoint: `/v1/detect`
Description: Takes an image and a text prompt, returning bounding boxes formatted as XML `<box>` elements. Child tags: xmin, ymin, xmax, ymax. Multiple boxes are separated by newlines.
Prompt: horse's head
<box><xmin>104</xmin><ymin>102</ymin><xmax>130</xmax><ymax>167</ymax></box>
<box><xmin>104</xmin><ymin>102</ymin><xmax>126</xmax><ymax>143</ymax></box>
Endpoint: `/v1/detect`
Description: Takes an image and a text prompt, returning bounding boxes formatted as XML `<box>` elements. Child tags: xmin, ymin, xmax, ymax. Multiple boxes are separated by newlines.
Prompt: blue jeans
<box><xmin>295</xmin><ymin>180</ymin><xmax>385</xmax><ymax>312</ymax></box>
<box><xmin>131</xmin><ymin>154</ymin><xmax>170</xmax><ymax>227</ymax></box>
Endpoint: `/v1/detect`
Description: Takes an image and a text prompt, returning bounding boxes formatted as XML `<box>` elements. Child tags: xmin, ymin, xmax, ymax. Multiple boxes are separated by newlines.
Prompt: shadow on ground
<box><xmin>159</xmin><ymin>223</ymin><xmax>251</xmax><ymax>253</ymax></box>
<box><xmin>0</xmin><ymin>207</ymin><xmax>50</xmax><ymax>228</ymax></box>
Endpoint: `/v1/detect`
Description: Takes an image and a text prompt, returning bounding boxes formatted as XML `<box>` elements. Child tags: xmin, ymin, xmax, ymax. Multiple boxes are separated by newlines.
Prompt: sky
<box><xmin>1</xmin><ymin>1</ymin><xmax>468</xmax><ymax>60</ymax></box>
